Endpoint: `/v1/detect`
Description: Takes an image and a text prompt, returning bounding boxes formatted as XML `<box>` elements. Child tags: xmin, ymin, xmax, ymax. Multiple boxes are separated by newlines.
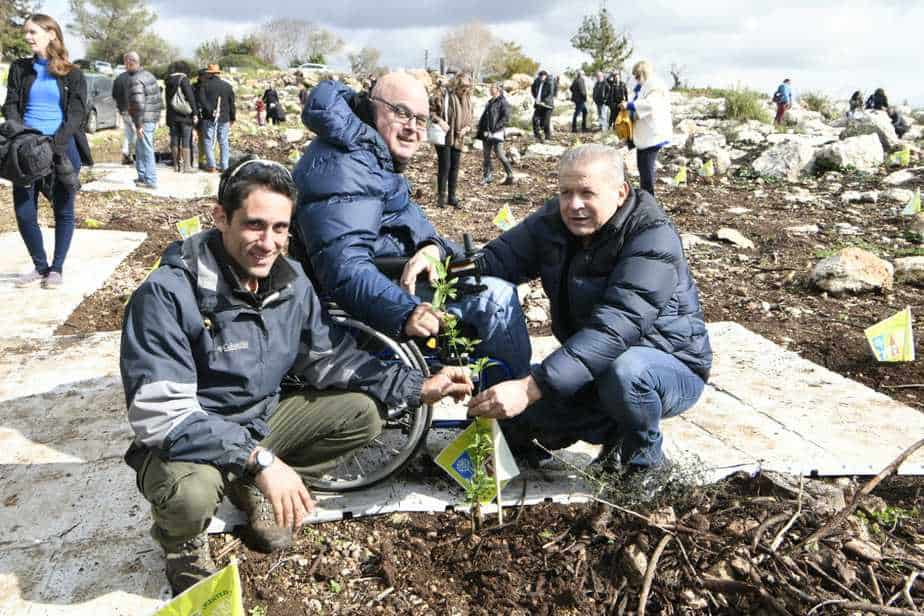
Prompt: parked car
<box><xmin>297</xmin><ymin>62</ymin><xmax>329</xmax><ymax>72</ymax></box>
<box><xmin>114</xmin><ymin>64</ymin><xmax>125</xmax><ymax>76</ymax></box>
<box><xmin>83</xmin><ymin>73</ymin><xmax>119</xmax><ymax>133</ymax></box>
<box><xmin>91</xmin><ymin>60</ymin><xmax>113</xmax><ymax>75</ymax></box>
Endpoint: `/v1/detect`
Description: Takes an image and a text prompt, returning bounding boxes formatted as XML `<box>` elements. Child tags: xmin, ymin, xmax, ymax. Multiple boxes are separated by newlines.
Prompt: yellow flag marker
<box><xmin>699</xmin><ymin>159</ymin><xmax>715</xmax><ymax>177</ymax></box>
<box><xmin>153</xmin><ymin>558</ymin><xmax>245</xmax><ymax>616</ymax></box>
<box><xmin>176</xmin><ymin>215</ymin><xmax>202</xmax><ymax>239</ymax></box>
<box><xmin>673</xmin><ymin>166</ymin><xmax>687</xmax><ymax>186</ymax></box>
<box><xmin>889</xmin><ymin>147</ymin><xmax>911</xmax><ymax>167</ymax></box>
<box><xmin>435</xmin><ymin>417</ymin><xmax>519</xmax><ymax>505</ymax></box>
<box><xmin>492</xmin><ymin>205</ymin><xmax>518</xmax><ymax>232</ymax></box>
<box><xmin>901</xmin><ymin>188</ymin><xmax>921</xmax><ymax>216</ymax></box>
<box><xmin>83</xmin><ymin>217</ymin><xmax>104</xmax><ymax>229</ymax></box>
<box><xmin>864</xmin><ymin>307</ymin><xmax>915</xmax><ymax>362</ymax></box>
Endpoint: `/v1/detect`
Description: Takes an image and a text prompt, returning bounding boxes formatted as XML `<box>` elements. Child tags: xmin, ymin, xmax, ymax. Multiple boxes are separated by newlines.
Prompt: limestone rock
<box><xmin>840</xmin><ymin>110</ymin><xmax>902</xmax><ymax>151</ymax></box>
<box><xmin>681</xmin><ymin>233</ymin><xmax>719</xmax><ymax>251</ymax></box>
<box><xmin>813</xmin><ymin>134</ymin><xmax>884</xmax><ymax>173</ymax></box>
<box><xmin>839</xmin><ymin>190</ymin><xmax>879</xmax><ymax>205</ymax></box>
<box><xmin>908</xmin><ymin>213</ymin><xmax>924</xmax><ymax>243</ymax></box>
<box><xmin>894</xmin><ymin>256</ymin><xmax>924</xmax><ymax>286</ymax></box>
<box><xmin>524</xmin><ymin>143</ymin><xmax>566</xmax><ymax>159</ymax></box>
<box><xmin>752</xmin><ymin>141</ymin><xmax>816</xmax><ymax>180</ymax></box>
<box><xmin>689</xmin><ymin>133</ymin><xmax>727</xmax><ymax>157</ymax></box>
<box><xmin>284</xmin><ymin>128</ymin><xmax>305</xmax><ymax>144</ymax></box>
<box><xmin>883</xmin><ymin>188</ymin><xmax>914</xmax><ymax>203</ymax></box>
<box><xmin>715</xmin><ymin>228</ymin><xmax>755</xmax><ymax>249</ymax></box>
<box><xmin>883</xmin><ymin>169</ymin><xmax>915</xmax><ymax>185</ymax></box>
<box><xmin>811</xmin><ymin>247</ymin><xmax>894</xmax><ymax>294</ymax></box>
<box><xmin>786</xmin><ymin>224</ymin><xmax>819</xmax><ymax>235</ymax></box>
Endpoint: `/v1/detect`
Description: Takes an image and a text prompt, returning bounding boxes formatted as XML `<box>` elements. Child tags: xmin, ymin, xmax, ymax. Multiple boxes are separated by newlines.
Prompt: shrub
<box><xmin>800</xmin><ymin>91</ymin><xmax>837</xmax><ymax>120</ymax></box>
<box><xmin>723</xmin><ymin>88</ymin><xmax>770</xmax><ymax>123</ymax></box>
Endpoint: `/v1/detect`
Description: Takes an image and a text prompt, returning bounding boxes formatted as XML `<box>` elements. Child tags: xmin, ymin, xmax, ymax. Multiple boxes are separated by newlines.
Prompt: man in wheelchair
<box><xmin>292</xmin><ymin>72</ymin><xmax>530</xmax><ymax>380</ymax></box>
<box><xmin>468</xmin><ymin>145</ymin><xmax>712</xmax><ymax>479</ymax></box>
<box><xmin>120</xmin><ymin>156</ymin><xmax>472</xmax><ymax>595</ymax></box>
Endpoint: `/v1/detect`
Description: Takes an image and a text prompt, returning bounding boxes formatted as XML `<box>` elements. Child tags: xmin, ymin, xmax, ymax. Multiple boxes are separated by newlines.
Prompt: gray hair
<box><xmin>558</xmin><ymin>144</ymin><xmax>625</xmax><ymax>185</ymax></box>
<box><xmin>124</xmin><ymin>51</ymin><xmax>140</xmax><ymax>64</ymax></box>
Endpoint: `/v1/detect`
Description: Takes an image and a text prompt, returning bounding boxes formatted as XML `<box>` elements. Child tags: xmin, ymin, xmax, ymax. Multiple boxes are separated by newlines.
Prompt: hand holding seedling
<box><xmin>253</xmin><ymin>456</ymin><xmax>315</xmax><ymax>531</ymax></box>
<box><xmin>404</xmin><ymin>302</ymin><xmax>441</xmax><ymax>337</ymax></box>
<box><xmin>420</xmin><ymin>366</ymin><xmax>474</xmax><ymax>404</ymax></box>
<box><xmin>468</xmin><ymin>375</ymin><xmax>543</xmax><ymax>419</ymax></box>
<box><xmin>400</xmin><ymin>244</ymin><xmax>442</xmax><ymax>296</ymax></box>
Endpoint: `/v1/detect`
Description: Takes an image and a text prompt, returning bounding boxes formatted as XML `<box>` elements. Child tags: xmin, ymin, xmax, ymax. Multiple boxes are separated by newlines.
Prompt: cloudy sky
<box><xmin>43</xmin><ymin>0</ymin><xmax>924</xmax><ymax>105</ymax></box>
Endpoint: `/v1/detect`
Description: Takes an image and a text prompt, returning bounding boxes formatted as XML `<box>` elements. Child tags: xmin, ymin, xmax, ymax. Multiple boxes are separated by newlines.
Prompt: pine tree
<box><xmin>570</xmin><ymin>8</ymin><xmax>633</xmax><ymax>75</ymax></box>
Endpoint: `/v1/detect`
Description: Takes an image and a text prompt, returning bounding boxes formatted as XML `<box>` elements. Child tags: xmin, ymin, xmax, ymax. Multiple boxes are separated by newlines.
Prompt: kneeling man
<box><xmin>121</xmin><ymin>156</ymin><xmax>470</xmax><ymax>594</ymax></box>
<box><xmin>468</xmin><ymin>144</ymin><xmax>711</xmax><ymax>473</ymax></box>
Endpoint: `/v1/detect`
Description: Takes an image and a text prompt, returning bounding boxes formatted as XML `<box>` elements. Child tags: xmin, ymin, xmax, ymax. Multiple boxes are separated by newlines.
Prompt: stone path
<box><xmin>1</xmin><ymin>231</ymin><xmax>922</xmax><ymax>614</ymax></box>
<box><xmin>81</xmin><ymin>163</ymin><xmax>220</xmax><ymax>200</ymax></box>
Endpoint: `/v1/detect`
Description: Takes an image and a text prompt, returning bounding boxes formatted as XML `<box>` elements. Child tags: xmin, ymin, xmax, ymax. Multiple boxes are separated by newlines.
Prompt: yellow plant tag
<box><xmin>176</xmin><ymin>215</ymin><xmax>202</xmax><ymax>239</ymax></box>
<box><xmin>699</xmin><ymin>159</ymin><xmax>715</xmax><ymax>177</ymax></box>
<box><xmin>153</xmin><ymin>559</ymin><xmax>244</xmax><ymax>615</ymax></box>
<box><xmin>673</xmin><ymin>166</ymin><xmax>687</xmax><ymax>186</ymax></box>
<box><xmin>83</xmin><ymin>217</ymin><xmax>104</xmax><ymax>229</ymax></box>
<box><xmin>889</xmin><ymin>147</ymin><xmax>911</xmax><ymax>167</ymax></box>
<box><xmin>435</xmin><ymin>418</ymin><xmax>519</xmax><ymax>504</ymax></box>
<box><xmin>492</xmin><ymin>205</ymin><xmax>518</xmax><ymax>232</ymax></box>
<box><xmin>864</xmin><ymin>307</ymin><xmax>915</xmax><ymax>362</ymax></box>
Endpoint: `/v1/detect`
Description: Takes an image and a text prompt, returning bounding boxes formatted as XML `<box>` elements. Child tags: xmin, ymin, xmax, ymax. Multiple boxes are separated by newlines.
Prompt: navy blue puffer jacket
<box><xmin>479</xmin><ymin>189</ymin><xmax>712</xmax><ymax>398</ymax></box>
<box><xmin>293</xmin><ymin>80</ymin><xmax>457</xmax><ymax>337</ymax></box>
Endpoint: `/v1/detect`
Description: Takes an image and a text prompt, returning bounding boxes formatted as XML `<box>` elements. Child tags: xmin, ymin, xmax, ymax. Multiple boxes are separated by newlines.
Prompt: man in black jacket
<box><xmin>606</xmin><ymin>72</ymin><xmax>628</xmax><ymax>130</ymax></box>
<box><xmin>112</xmin><ymin>55</ymin><xmax>135</xmax><ymax>165</ymax></box>
<box><xmin>468</xmin><ymin>144</ymin><xmax>712</xmax><ymax>475</ymax></box>
<box><xmin>570</xmin><ymin>70</ymin><xmax>588</xmax><ymax>132</ymax></box>
<box><xmin>530</xmin><ymin>70</ymin><xmax>556</xmax><ymax>142</ymax></box>
<box><xmin>592</xmin><ymin>71</ymin><xmax>609</xmax><ymax>132</ymax></box>
<box><xmin>198</xmin><ymin>64</ymin><xmax>236</xmax><ymax>172</ymax></box>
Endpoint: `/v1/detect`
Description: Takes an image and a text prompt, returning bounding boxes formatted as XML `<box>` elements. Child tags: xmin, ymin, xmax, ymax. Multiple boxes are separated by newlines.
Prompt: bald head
<box><xmin>370</xmin><ymin>72</ymin><xmax>430</xmax><ymax>169</ymax></box>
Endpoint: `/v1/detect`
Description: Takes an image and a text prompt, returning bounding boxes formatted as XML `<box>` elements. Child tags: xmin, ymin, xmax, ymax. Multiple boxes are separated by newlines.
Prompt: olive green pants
<box><xmin>135</xmin><ymin>391</ymin><xmax>381</xmax><ymax>548</ymax></box>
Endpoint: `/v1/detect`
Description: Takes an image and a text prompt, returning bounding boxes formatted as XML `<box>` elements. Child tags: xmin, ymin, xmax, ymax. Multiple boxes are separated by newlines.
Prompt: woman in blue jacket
<box><xmin>2</xmin><ymin>14</ymin><xmax>92</xmax><ymax>289</ymax></box>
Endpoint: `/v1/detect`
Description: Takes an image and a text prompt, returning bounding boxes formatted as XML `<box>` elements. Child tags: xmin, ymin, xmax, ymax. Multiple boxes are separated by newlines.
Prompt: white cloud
<box><xmin>36</xmin><ymin>0</ymin><xmax>924</xmax><ymax>105</ymax></box>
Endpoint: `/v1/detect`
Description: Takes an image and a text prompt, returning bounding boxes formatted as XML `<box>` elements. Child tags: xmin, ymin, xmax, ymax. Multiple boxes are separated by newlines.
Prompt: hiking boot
<box><xmin>228</xmin><ymin>481</ymin><xmax>293</xmax><ymax>553</ymax></box>
<box><xmin>447</xmin><ymin>196</ymin><xmax>461</xmax><ymax>209</ymax></box>
<box><xmin>42</xmin><ymin>271</ymin><xmax>63</xmax><ymax>289</ymax></box>
<box><xmin>15</xmin><ymin>269</ymin><xmax>46</xmax><ymax>288</ymax></box>
<box><xmin>502</xmin><ymin>175</ymin><xmax>514</xmax><ymax>186</ymax></box>
<box><xmin>161</xmin><ymin>532</ymin><xmax>217</xmax><ymax>596</ymax></box>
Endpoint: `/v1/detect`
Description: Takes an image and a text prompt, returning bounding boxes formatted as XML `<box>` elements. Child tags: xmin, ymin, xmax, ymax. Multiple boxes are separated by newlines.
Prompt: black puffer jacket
<box><xmin>127</xmin><ymin>69</ymin><xmax>162</xmax><ymax>128</ymax></box>
<box><xmin>2</xmin><ymin>57</ymin><xmax>93</xmax><ymax>164</ymax></box>
<box><xmin>531</xmin><ymin>76</ymin><xmax>556</xmax><ymax>108</ymax></box>
<box><xmin>592</xmin><ymin>79</ymin><xmax>609</xmax><ymax>106</ymax></box>
<box><xmin>606</xmin><ymin>78</ymin><xmax>628</xmax><ymax>107</ymax></box>
<box><xmin>570</xmin><ymin>76</ymin><xmax>587</xmax><ymax>103</ymax></box>
<box><xmin>164</xmin><ymin>73</ymin><xmax>197</xmax><ymax>126</ymax></box>
<box><xmin>477</xmin><ymin>95</ymin><xmax>509</xmax><ymax>140</ymax></box>
<box><xmin>479</xmin><ymin>189</ymin><xmax>712</xmax><ymax>398</ymax></box>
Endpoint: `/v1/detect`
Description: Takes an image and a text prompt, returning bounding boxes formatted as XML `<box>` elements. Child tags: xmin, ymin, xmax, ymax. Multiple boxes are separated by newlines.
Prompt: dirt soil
<box><xmin>3</xmin><ymin>123</ymin><xmax>923</xmax><ymax>613</ymax></box>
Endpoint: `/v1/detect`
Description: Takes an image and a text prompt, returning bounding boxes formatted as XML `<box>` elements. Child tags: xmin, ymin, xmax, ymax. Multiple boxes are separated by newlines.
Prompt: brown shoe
<box><xmin>159</xmin><ymin>532</ymin><xmax>217</xmax><ymax>596</ymax></box>
<box><xmin>228</xmin><ymin>481</ymin><xmax>293</xmax><ymax>553</ymax></box>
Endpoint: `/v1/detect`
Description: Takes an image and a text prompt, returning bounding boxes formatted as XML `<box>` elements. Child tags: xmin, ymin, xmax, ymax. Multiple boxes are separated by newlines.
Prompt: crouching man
<box><xmin>121</xmin><ymin>155</ymin><xmax>471</xmax><ymax>595</ymax></box>
<box><xmin>468</xmin><ymin>144</ymin><xmax>712</xmax><ymax>475</ymax></box>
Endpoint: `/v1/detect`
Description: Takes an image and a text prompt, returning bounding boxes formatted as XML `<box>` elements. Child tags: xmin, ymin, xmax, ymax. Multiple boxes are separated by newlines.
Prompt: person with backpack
<box><xmin>2</xmin><ymin>13</ymin><xmax>93</xmax><ymax>289</ymax></box>
<box><xmin>164</xmin><ymin>60</ymin><xmax>197</xmax><ymax>174</ymax></box>
<box><xmin>262</xmin><ymin>86</ymin><xmax>284</xmax><ymax>125</ymax></box>
<box><xmin>198</xmin><ymin>64</ymin><xmax>236</xmax><ymax>173</ymax></box>
<box><xmin>773</xmin><ymin>78</ymin><xmax>792</xmax><ymax>124</ymax></box>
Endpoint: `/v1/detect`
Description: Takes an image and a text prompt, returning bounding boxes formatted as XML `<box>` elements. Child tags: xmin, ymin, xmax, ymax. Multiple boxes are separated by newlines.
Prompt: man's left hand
<box><xmin>400</xmin><ymin>244</ymin><xmax>441</xmax><ymax>296</ymax></box>
<box><xmin>468</xmin><ymin>376</ymin><xmax>542</xmax><ymax>420</ymax></box>
<box><xmin>420</xmin><ymin>366</ymin><xmax>473</xmax><ymax>404</ymax></box>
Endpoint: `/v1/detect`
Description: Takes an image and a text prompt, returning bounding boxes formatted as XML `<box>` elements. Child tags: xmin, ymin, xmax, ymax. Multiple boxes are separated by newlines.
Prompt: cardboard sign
<box><xmin>865</xmin><ymin>307</ymin><xmax>915</xmax><ymax>362</ymax></box>
<box><xmin>493</xmin><ymin>205</ymin><xmax>518</xmax><ymax>232</ymax></box>
<box><xmin>176</xmin><ymin>215</ymin><xmax>202</xmax><ymax>239</ymax></box>
<box><xmin>435</xmin><ymin>418</ymin><xmax>519</xmax><ymax>504</ymax></box>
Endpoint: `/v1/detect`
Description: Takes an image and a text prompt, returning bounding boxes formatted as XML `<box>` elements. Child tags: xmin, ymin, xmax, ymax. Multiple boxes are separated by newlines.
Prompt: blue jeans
<box><xmin>134</xmin><ymin>122</ymin><xmax>157</xmax><ymax>186</ymax></box>
<box><xmin>418</xmin><ymin>276</ymin><xmax>531</xmax><ymax>381</ymax></box>
<box><xmin>572</xmin><ymin>101</ymin><xmax>588</xmax><ymax>131</ymax></box>
<box><xmin>596</xmin><ymin>104</ymin><xmax>609</xmax><ymax>132</ymax></box>
<box><xmin>203</xmin><ymin>120</ymin><xmax>231</xmax><ymax>171</ymax></box>
<box><xmin>12</xmin><ymin>138</ymin><xmax>80</xmax><ymax>274</ymax></box>
<box><xmin>636</xmin><ymin>145</ymin><xmax>661</xmax><ymax>196</ymax></box>
<box><xmin>505</xmin><ymin>346</ymin><xmax>705</xmax><ymax>467</ymax></box>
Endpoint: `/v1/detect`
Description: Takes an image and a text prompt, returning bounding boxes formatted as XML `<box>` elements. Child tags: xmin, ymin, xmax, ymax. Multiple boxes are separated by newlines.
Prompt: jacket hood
<box><xmin>303</xmin><ymin>80</ymin><xmax>393</xmax><ymax>166</ymax></box>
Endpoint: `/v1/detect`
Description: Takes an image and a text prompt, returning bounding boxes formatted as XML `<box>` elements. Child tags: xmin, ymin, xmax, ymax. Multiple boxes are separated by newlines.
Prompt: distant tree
<box><xmin>0</xmin><ymin>0</ymin><xmax>38</xmax><ymax>60</ymax></box>
<box><xmin>570</xmin><ymin>8</ymin><xmax>632</xmax><ymax>74</ymax></box>
<box><xmin>134</xmin><ymin>31</ymin><xmax>179</xmax><ymax>68</ymax></box>
<box><xmin>68</xmin><ymin>0</ymin><xmax>162</xmax><ymax>64</ymax></box>
<box><xmin>485</xmin><ymin>40</ymin><xmax>538</xmax><ymax>79</ymax></box>
<box><xmin>669</xmin><ymin>63</ymin><xmax>687</xmax><ymax>90</ymax></box>
<box><xmin>296</xmin><ymin>23</ymin><xmax>343</xmax><ymax>66</ymax></box>
<box><xmin>194</xmin><ymin>34</ymin><xmax>273</xmax><ymax>70</ymax></box>
<box><xmin>440</xmin><ymin>21</ymin><xmax>496</xmax><ymax>82</ymax></box>
<box><xmin>348</xmin><ymin>46</ymin><xmax>381</xmax><ymax>77</ymax></box>
<box><xmin>256</xmin><ymin>18</ymin><xmax>310</xmax><ymax>67</ymax></box>
<box><xmin>194</xmin><ymin>38</ymin><xmax>223</xmax><ymax>66</ymax></box>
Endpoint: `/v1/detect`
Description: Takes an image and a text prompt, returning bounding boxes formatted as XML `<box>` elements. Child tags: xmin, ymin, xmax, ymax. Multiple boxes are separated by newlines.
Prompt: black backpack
<box><xmin>0</xmin><ymin>121</ymin><xmax>54</xmax><ymax>186</ymax></box>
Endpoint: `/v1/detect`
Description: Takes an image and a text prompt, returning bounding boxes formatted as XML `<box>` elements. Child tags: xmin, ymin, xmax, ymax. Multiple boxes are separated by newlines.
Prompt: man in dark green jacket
<box><xmin>468</xmin><ymin>144</ymin><xmax>711</xmax><ymax>473</ymax></box>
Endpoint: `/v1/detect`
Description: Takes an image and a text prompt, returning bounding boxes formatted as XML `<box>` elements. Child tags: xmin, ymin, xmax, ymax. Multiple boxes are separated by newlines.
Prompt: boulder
<box><xmin>840</xmin><ymin>110</ymin><xmax>902</xmax><ymax>151</ymax></box>
<box><xmin>283</xmin><ymin>128</ymin><xmax>305</xmax><ymax>144</ymax></box>
<box><xmin>715</xmin><ymin>228</ymin><xmax>755</xmax><ymax>249</ymax></box>
<box><xmin>894</xmin><ymin>256</ymin><xmax>924</xmax><ymax>286</ymax></box>
<box><xmin>883</xmin><ymin>188</ymin><xmax>914</xmax><ymax>203</ymax></box>
<box><xmin>812</xmin><ymin>134</ymin><xmax>884</xmax><ymax>173</ymax></box>
<box><xmin>752</xmin><ymin>140</ymin><xmax>816</xmax><ymax>180</ymax></box>
<box><xmin>810</xmin><ymin>247</ymin><xmax>894</xmax><ymax>294</ymax></box>
<box><xmin>883</xmin><ymin>169</ymin><xmax>915</xmax><ymax>185</ymax></box>
<box><xmin>689</xmin><ymin>133</ymin><xmax>727</xmax><ymax>157</ymax></box>
<box><xmin>783</xmin><ymin>107</ymin><xmax>824</xmax><ymax>126</ymax></box>
<box><xmin>736</xmin><ymin>127</ymin><xmax>766</xmax><ymax>145</ymax></box>
<box><xmin>839</xmin><ymin>190</ymin><xmax>879</xmax><ymax>204</ymax></box>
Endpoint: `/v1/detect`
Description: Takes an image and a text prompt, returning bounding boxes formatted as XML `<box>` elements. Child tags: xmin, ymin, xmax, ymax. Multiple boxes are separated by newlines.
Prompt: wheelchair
<box><xmin>286</xmin><ymin>232</ymin><xmax>511</xmax><ymax>493</ymax></box>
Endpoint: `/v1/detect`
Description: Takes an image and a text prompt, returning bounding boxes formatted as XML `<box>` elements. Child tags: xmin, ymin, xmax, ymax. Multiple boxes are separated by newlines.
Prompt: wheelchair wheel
<box><xmin>303</xmin><ymin>311</ymin><xmax>433</xmax><ymax>492</ymax></box>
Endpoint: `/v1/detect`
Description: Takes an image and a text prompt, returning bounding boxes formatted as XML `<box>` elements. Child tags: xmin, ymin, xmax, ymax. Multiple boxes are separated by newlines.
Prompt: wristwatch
<box><xmin>246</xmin><ymin>448</ymin><xmax>275</xmax><ymax>479</ymax></box>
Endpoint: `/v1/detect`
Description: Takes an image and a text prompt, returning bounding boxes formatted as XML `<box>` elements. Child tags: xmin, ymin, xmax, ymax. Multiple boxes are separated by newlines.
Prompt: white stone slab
<box><xmin>81</xmin><ymin>163</ymin><xmax>219</xmax><ymax>200</ymax></box>
<box><xmin>0</xmin><ymin>230</ymin><xmax>145</xmax><ymax>338</ymax></box>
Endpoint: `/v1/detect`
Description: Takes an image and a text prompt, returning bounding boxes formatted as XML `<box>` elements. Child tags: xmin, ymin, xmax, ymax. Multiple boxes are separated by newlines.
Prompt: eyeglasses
<box><xmin>369</xmin><ymin>96</ymin><xmax>429</xmax><ymax>130</ymax></box>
